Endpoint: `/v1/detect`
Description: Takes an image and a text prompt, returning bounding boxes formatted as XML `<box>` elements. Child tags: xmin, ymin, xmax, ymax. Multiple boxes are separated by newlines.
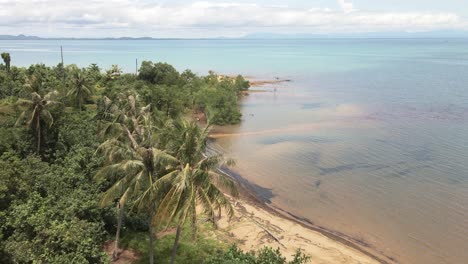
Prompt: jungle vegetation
<box><xmin>0</xmin><ymin>53</ymin><xmax>309</xmax><ymax>264</ymax></box>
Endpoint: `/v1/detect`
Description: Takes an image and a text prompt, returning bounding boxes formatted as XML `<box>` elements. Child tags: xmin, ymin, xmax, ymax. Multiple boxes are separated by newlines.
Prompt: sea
<box><xmin>1</xmin><ymin>38</ymin><xmax>468</xmax><ymax>264</ymax></box>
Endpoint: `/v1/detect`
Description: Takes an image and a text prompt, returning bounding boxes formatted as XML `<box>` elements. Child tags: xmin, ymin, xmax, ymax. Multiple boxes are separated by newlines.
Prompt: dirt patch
<box><xmin>157</xmin><ymin>227</ymin><xmax>176</xmax><ymax>239</ymax></box>
<box><xmin>103</xmin><ymin>240</ymin><xmax>141</xmax><ymax>264</ymax></box>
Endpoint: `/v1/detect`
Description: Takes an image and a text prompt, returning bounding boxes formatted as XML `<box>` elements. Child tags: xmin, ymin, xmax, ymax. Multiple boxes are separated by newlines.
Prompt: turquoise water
<box><xmin>6</xmin><ymin>39</ymin><xmax>465</xmax><ymax>76</ymax></box>
<box><xmin>2</xmin><ymin>39</ymin><xmax>468</xmax><ymax>264</ymax></box>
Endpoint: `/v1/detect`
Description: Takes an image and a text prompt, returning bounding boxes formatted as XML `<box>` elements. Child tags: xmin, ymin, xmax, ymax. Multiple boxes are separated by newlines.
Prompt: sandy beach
<box><xmin>213</xmin><ymin>196</ymin><xmax>382</xmax><ymax>264</ymax></box>
<box><xmin>204</xmin><ymin>77</ymin><xmax>395</xmax><ymax>264</ymax></box>
<box><xmin>207</xmin><ymin>169</ymin><xmax>394</xmax><ymax>264</ymax></box>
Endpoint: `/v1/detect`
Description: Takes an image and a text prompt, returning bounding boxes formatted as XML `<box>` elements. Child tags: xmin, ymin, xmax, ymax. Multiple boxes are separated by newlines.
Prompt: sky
<box><xmin>0</xmin><ymin>0</ymin><xmax>467</xmax><ymax>38</ymax></box>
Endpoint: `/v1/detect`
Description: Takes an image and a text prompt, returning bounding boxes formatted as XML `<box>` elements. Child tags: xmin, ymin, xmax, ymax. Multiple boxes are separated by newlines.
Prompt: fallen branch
<box><xmin>249</xmin><ymin>217</ymin><xmax>286</xmax><ymax>249</ymax></box>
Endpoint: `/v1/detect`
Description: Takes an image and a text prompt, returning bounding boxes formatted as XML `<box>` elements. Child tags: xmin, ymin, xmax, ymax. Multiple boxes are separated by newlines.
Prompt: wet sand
<box><xmin>211</xmin><ymin>174</ymin><xmax>391</xmax><ymax>264</ymax></box>
<box><xmin>205</xmin><ymin>77</ymin><xmax>397</xmax><ymax>263</ymax></box>
<box><xmin>248</xmin><ymin>78</ymin><xmax>292</xmax><ymax>87</ymax></box>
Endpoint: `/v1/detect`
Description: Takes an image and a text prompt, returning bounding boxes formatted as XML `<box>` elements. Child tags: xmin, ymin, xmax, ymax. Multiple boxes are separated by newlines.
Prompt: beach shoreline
<box><xmin>213</xmin><ymin>164</ymin><xmax>396</xmax><ymax>264</ymax></box>
<box><xmin>206</xmin><ymin>76</ymin><xmax>398</xmax><ymax>264</ymax></box>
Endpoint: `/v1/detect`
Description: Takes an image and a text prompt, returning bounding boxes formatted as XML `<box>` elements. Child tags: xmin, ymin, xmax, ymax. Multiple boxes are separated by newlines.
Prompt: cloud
<box><xmin>337</xmin><ymin>0</ymin><xmax>355</xmax><ymax>13</ymax></box>
<box><xmin>0</xmin><ymin>1</ymin><xmax>466</xmax><ymax>37</ymax></box>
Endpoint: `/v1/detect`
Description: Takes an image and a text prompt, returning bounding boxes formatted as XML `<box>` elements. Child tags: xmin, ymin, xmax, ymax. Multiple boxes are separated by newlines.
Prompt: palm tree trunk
<box><xmin>112</xmin><ymin>202</ymin><xmax>124</xmax><ymax>261</ymax></box>
<box><xmin>191</xmin><ymin>200</ymin><xmax>197</xmax><ymax>241</ymax></box>
<box><xmin>36</xmin><ymin>122</ymin><xmax>41</xmax><ymax>153</ymax></box>
<box><xmin>149</xmin><ymin>212</ymin><xmax>155</xmax><ymax>264</ymax></box>
<box><xmin>216</xmin><ymin>207</ymin><xmax>222</xmax><ymax>227</ymax></box>
<box><xmin>170</xmin><ymin>225</ymin><xmax>182</xmax><ymax>264</ymax></box>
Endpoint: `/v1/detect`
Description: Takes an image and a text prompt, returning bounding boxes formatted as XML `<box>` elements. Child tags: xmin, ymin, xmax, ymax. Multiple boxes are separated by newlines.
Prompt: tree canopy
<box><xmin>0</xmin><ymin>54</ymin><xmax>310</xmax><ymax>264</ymax></box>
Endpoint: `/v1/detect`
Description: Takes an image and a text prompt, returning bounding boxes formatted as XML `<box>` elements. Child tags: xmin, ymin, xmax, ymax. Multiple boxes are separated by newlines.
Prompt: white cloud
<box><xmin>0</xmin><ymin>1</ymin><xmax>466</xmax><ymax>37</ymax></box>
<box><xmin>337</xmin><ymin>0</ymin><xmax>355</xmax><ymax>13</ymax></box>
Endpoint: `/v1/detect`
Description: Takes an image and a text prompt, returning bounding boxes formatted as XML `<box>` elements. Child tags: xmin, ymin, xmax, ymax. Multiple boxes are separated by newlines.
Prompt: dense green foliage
<box><xmin>120</xmin><ymin>225</ymin><xmax>225</xmax><ymax>264</ymax></box>
<box><xmin>0</xmin><ymin>109</ymin><xmax>108</xmax><ymax>263</ymax></box>
<box><xmin>0</xmin><ymin>53</ymin><xmax>309</xmax><ymax>264</ymax></box>
<box><xmin>0</xmin><ymin>152</ymin><xmax>108</xmax><ymax>263</ymax></box>
<box><xmin>206</xmin><ymin>246</ymin><xmax>310</xmax><ymax>264</ymax></box>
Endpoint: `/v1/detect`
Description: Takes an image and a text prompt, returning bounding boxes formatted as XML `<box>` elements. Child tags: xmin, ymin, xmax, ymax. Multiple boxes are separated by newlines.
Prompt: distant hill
<box><xmin>0</xmin><ymin>34</ymin><xmax>158</xmax><ymax>40</ymax></box>
<box><xmin>2</xmin><ymin>31</ymin><xmax>468</xmax><ymax>41</ymax></box>
<box><xmin>0</xmin><ymin>34</ymin><xmax>42</xmax><ymax>40</ymax></box>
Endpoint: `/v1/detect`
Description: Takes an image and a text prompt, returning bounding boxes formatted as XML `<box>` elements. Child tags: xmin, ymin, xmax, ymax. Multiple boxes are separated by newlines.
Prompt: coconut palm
<box><xmin>23</xmin><ymin>74</ymin><xmax>48</xmax><ymax>95</ymax></box>
<box><xmin>106</xmin><ymin>64</ymin><xmax>122</xmax><ymax>80</ymax></box>
<box><xmin>95</xmin><ymin>95</ymin><xmax>177</xmax><ymax>263</ymax></box>
<box><xmin>68</xmin><ymin>71</ymin><xmax>93</xmax><ymax>111</ymax></box>
<box><xmin>96</xmin><ymin>137</ymin><xmax>177</xmax><ymax>263</ymax></box>
<box><xmin>15</xmin><ymin>91</ymin><xmax>59</xmax><ymax>153</ymax></box>
<box><xmin>1</xmin><ymin>52</ymin><xmax>10</xmax><ymax>73</ymax></box>
<box><xmin>155</xmin><ymin>120</ymin><xmax>238</xmax><ymax>264</ymax></box>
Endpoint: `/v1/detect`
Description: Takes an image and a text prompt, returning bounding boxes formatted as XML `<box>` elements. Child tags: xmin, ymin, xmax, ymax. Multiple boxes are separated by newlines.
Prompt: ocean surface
<box><xmin>2</xmin><ymin>38</ymin><xmax>468</xmax><ymax>264</ymax></box>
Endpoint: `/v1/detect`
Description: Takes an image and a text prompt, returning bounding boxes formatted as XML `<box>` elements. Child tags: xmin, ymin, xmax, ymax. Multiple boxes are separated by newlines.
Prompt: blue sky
<box><xmin>0</xmin><ymin>0</ymin><xmax>467</xmax><ymax>38</ymax></box>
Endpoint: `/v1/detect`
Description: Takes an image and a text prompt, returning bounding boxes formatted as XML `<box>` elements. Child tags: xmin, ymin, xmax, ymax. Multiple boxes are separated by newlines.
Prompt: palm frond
<box><xmin>40</xmin><ymin>110</ymin><xmax>54</xmax><ymax>127</ymax></box>
<box><xmin>15</xmin><ymin>98</ymin><xmax>33</xmax><ymax>108</ymax></box>
<box><xmin>99</xmin><ymin>173</ymin><xmax>136</xmax><ymax>207</ymax></box>
<box><xmin>208</xmin><ymin>171</ymin><xmax>239</xmax><ymax>198</ymax></box>
<box><xmin>14</xmin><ymin>111</ymin><xmax>26</xmax><ymax>127</ymax></box>
<box><xmin>206</xmin><ymin>184</ymin><xmax>235</xmax><ymax>219</ymax></box>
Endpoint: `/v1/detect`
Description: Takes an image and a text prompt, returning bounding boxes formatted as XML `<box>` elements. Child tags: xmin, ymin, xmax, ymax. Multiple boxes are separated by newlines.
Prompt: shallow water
<box><xmin>2</xmin><ymin>38</ymin><xmax>468</xmax><ymax>264</ymax></box>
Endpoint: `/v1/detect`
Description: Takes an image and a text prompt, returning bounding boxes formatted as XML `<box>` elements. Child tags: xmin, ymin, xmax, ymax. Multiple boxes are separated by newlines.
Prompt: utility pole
<box><xmin>60</xmin><ymin>46</ymin><xmax>64</xmax><ymax>65</ymax></box>
<box><xmin>135</xmin><ymin>58</ymin><xmax>138</xmax><ymax>76</ymax></box>
<box><xmin>60</xmin><ymin>46</ymin><xmax>65</xmax><ymax>84</ymax></box>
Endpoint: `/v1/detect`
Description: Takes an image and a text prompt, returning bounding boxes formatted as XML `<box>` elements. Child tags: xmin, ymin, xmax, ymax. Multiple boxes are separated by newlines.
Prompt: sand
<box><xmin>211</xmin><ymin>194</ymin><xmax>383</xmax><ymax>264</ymax></box>
<box><xmin>200</xmin><ymin>76</ymin><xmax>389</xmax><ymax>263</ymax></box>
<box><xmin>249</xmin><ymin>79</ymin><xmax>291</xmax><ymax>86</ymax></box>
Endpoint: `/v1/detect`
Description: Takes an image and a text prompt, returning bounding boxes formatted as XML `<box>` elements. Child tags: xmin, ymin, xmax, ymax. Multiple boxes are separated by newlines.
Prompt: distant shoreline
<box><xmin>3</xmin><ymin>34</ymin><xmax>468</xmax><ymax>41</ymax></box>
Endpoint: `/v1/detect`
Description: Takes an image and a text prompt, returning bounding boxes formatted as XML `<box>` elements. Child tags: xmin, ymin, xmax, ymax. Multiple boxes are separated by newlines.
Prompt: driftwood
<box><xmin>249</xmin><ymin>217</ymin><xmax>286</xmax><ymax>249</ymax></box>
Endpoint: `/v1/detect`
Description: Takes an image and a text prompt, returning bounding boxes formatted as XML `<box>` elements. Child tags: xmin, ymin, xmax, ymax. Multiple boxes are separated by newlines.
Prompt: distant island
<box><xmin>0</xmin><ymin>34</ymin><xmax>158</xmax><ymax>40</ymax></box>
<box><xmin>2</xmin><ymin>30</ymin><xmax>468</xmax><ymax>41</ymax></box>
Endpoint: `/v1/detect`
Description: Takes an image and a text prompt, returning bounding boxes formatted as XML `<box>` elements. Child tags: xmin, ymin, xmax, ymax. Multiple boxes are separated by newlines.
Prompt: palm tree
<box><xmin>87</xmin><ymin>63</ymin><xmax>101</xmax><ymax>82</ymax></box>
<box><xmin>1</xmin><ymin>52</ymin><xmax>11</xmax><ymax>73</ymax></box>
<box><xmin>96</xmin><ymin>137</ymin><xmax>177</xmax><ymax>262</ymax></box>
<box><xmin>155</xmin><ymin>120</ymin><xmax>238</xmax><ymax>264</ymax></box>
<box><xmin>106</xmin><ymin>64</ymin><xmax>122</xmax><ymax>80</ymax></box>
<box><xmin>68</xmin><ymin>71</ymin><xmax>93</xmax><ymax>111</ymax></box>
<box><xmin>15</xmin><ymin>91</ymin><xmax>59</xmax><ymax>153</ymax></box>
<box><xmin>23</xmin><ymin>74</ymin><xmax>48</xmax><ymax>95</ymax></box>
<box><xmin>96</xmin><ymin>95</ymin><xmax>177</xmax><ymax>263</ymax></box>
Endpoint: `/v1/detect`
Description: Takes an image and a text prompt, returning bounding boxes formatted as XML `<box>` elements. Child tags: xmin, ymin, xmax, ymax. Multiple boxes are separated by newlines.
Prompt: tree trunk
<box><xmin>191</xmin><ymin>200</ymin><xmax>197</xmax><ymax>241</ymax></box>
<box><xmin>170</xmin><ymin>225</ymin><xmax>182</xmax><ymax>264</ymax></box>
<box><xmin>216</xmin><ymin>207</ymin><xmax>222</xmax><ymax>228</ymax></box>
<box><xmin>112</xmin><ymin>202</ymin><xmax>124</xmax><ymax>261</ymax></box>
<box><xmin>149</xmin><ymin>213</ymin><xmax>155</xmax><ymax>264</ymax></box>
<box><xmin>36</xmin><ymin>122</ymin><xmax>41</xmax><ymax>153</ymax></box>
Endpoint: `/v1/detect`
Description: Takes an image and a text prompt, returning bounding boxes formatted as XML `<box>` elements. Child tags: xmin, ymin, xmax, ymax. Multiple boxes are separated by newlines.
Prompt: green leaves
<box><xmin>0</xmin><ymin>151</ymin><xmax>108</xmax><ymax>263</ymax></box>
<box><xmin>194</xmin><ymin>83</ymin><xmax>242</xmax><ymax>125</ymax></box>
<box><xmin>1</xmin><ymin>53</ymin><xmax>10</xmax><ymax>73</ymax></box>
<box><xmin>14</xmin><ymin>90</ymin><xmax>60</xmax><ymax>154</ymax></box>
<box><xmin>205</xmin><ymin>245</ymin><xmax>310</xmax><ymax>264</ymax></box>
<box><xmin>155</xmin><ymin>119</ymin><xmax>238</xmax><ymax>232</ymax></box>
<box><xmin>138</xmin><ymin>61</ymin><xmax>180</xmax><ymax>85</ymax></box>
<box><xmin>136</xmin><ymin>61</ymin><xmax>245</xmax><ymax>124</ymax></box>
<box><xmin>0</xmin><ymin>60</ymin><xmax>256</xmax><ymax>263</ymax></box>
<box><xmin>67</xmin><ymin>70</ymin><xmax>94</xmax><ymax>111</ymax></box>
